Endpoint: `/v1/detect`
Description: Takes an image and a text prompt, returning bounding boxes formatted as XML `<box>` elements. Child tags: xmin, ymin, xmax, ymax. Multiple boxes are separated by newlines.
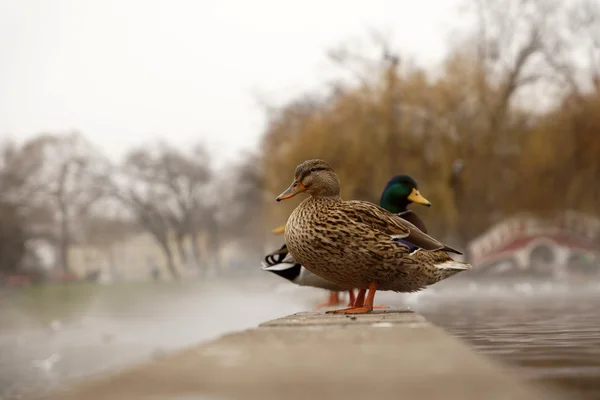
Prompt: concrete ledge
<box><xmin>36</xmin><ymin>308</ymin><xmax>559</xmax><ymax>400</ymax></box>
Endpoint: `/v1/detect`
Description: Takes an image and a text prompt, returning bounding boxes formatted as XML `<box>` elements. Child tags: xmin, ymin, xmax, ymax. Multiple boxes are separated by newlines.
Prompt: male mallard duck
<box><xmin>379</xmin><ymin>175</ymin><xmax>430</xmax><ymax>233</ymax></box>
<box><xmin>262</xmin><ymin>174</ymin><xmax>433</xmax><ymax>310</ymax></box>
<box><xmin>276</xmin><ymin>159</ymin><xmax>471</xmax><ymax>314</ymax></box>
<box><xmin>262</xmin><ymin>242</ymin><xmax>354</xmax><ymax>307</ymax></box>
<box><xmin>263</xmin><ymin>226</ymin><xmax>354</xmax><ymax>309</ymax></box>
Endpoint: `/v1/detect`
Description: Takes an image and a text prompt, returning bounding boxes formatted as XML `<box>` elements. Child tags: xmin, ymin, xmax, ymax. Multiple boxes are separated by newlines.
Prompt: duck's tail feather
<box><xmin>263</xmin><ymin>244</ymin><xmax>291</xmax><ymax>266</ymax></box>
<box><xmin>442</xmin><ymin>245</ymin><xmax>463</xmax><ymax>255</ymax></box>
<box><xmin>435</xmin><ymin>260</ymin><xmax>472</xmax><ymax>270</ymax></box>
<box><xmin>261</xmin><ymin>260</ymin><xmax>299</xmax><ymax>271</ymax></box>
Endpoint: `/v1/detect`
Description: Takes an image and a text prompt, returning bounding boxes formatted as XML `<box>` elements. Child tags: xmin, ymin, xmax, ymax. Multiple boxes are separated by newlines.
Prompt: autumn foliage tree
<box><xmin>259</xmin><ymin>0</ymin><xmax>600</xmax><ymax>249</ymax></box>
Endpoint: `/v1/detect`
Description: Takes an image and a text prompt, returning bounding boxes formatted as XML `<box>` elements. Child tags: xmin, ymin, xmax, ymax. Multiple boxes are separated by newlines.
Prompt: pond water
<box><xmin>414</xmin><ymin>281</ymin><xmax>600</xmax><ymax>400</ymax></box>
<box><xmin>1</xmin><ymin>278</ymin><xmax>599</xmax><ymax>400</ymax></box>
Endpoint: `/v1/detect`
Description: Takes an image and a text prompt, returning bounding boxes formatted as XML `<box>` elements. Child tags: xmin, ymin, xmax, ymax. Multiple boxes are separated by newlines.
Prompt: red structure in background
<box><xmin>466</xmin><ymin>211</ymin><xmax>600</xmax><ymax>278</ymax></box>
<box><xmin>1</xmin><ymin>271</ymin><xmax>79</xmax><ymax>288</ymax></box>
<box><xmin>3</xmin><ymin>274</ymin><xmax>35</xmax><ymax>287</ymax></box>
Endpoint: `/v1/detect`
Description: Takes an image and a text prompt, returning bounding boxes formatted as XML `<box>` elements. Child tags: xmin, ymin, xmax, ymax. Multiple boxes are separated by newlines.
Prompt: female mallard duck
<box><xmin>262</xmin><ymin>174</ymin><xmax>433</xmax><ymax>310</ymax></box>
<box><xmin>263</xmin><ymin>225</ymin><xmax>354</xmax><ymax>309</ymax></box>
<box><xmin>276</xmin><ymin>159</ymin><xmax>471</xmax><ymax>314</ymax></box>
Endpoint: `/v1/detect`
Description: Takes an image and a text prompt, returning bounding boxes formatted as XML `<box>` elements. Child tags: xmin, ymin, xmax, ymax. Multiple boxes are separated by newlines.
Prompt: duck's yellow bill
<box><xmin>272</xmin><ymin>225</ymin><xmax>286</xmax><ymax>235</ymax></box>
<box><xmin>407</xmin><ymin>188</ymin><xmax>431</xmax><ymax>207</ymax></box>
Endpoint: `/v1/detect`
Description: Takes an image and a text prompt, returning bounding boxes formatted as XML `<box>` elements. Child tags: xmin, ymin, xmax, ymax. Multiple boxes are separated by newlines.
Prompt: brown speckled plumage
<box><xmin>280</xmin><ymin>159</ymin><xmax>472</xmax><ymax>293</ymax></box>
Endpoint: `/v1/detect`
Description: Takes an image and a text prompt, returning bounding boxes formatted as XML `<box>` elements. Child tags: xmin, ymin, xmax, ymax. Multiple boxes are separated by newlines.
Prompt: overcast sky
<box><xmin>0</xmin><ymin>0</ymin><xmax>463</xmax><ymax>165</ymax></box>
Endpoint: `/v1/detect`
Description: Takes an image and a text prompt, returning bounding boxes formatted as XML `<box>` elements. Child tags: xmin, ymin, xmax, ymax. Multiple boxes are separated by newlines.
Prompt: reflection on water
<box><xmin>1</xmin><ymin>278</ymin><xmax>600</xmax><ymax>400</ymax></box>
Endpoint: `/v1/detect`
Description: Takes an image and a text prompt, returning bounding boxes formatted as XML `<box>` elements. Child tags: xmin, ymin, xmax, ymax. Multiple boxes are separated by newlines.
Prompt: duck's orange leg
<box><xmin>326</xmin><ymin>283</ymin><xmax>377</xmax><ymax>314</ymax></box>
<box><xmin>353</xmin><ymin>289</ymin><xmax>390</xmax><ymax>310</ymax></box>
<box><xmin>354</xmin><ymin>288</ymin><xmax>366</xmax><ymax>307</ymax></box>
<box><xmin>324</xmin><ymin>288</ymin><xmax>365</xmax><ymax>313</ymax></box>
<box><xmin>314</xmin><ymin>291</ymin><xmax>341</xmax><ymax>310</ymax></box>
<box><xmin>352</xmin><ymin>288</ymin><xmax>388</xmax><ymax>309</ymax></box>
<box><xmin>347</xmin><ymin>290</ymin><xmax>356</xmax><ymax>307</ymax></box>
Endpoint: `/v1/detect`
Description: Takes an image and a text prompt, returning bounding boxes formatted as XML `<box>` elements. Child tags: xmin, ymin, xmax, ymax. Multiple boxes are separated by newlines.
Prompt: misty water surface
<box><xmin>1</xmin><ymin>277</ymin><xmax>600</xmax><ymax>400</ymax></box>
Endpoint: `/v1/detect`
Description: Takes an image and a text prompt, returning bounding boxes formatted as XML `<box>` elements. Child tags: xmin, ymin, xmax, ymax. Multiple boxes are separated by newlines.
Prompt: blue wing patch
<box><xmin>393</xmin><ymin>238</ymin><xmax>419</xmax><ymax>252</ymax></box>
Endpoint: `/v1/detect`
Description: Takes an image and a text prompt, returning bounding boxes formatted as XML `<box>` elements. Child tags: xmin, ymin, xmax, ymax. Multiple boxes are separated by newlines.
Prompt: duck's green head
<box><xmin>379</xmin><ymin>175</ymin><xmax>431</xmax><ymax>214</ymax></box>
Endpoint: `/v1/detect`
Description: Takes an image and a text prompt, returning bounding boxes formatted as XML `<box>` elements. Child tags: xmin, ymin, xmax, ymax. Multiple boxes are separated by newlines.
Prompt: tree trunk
<box><xmin>175</xmin><ymin>232</ymin><xmax>188</xmax><ymax>267</ymax></box>
<box><xmin>59</xmin><ymin>203</ymin><xmax>71</xmax><ymax>273</ymax></box>
<box><xmin>137</xmin><ymin>211</ymin><xmax>180</xmax><ymax>280</ymax></box>
<box><xmin>190</xmin><ymin>232</ymin><xmax>202</xmax><ymax>268</ymax></box>
<box><xmin>55</xmin><ymin>162</ymin><xmax>72</xmax><ymax>274</ymax></box>
<box><xmin>209</xmin><ymin>226</ymin><xmax>222</xmax><ymax>273</ymax></box>
<box><xmin>107</xmin><ymin>247</ymin><xmax>118</xmax><ymax>282</ymax></box>
<box><xmin>160</xmin><ymin>242</ymin><xmax>180</xmax><ymax>280</ymax></box>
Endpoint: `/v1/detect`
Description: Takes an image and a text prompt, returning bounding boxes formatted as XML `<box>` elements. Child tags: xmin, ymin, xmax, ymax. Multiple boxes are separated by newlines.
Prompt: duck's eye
<box><xmin>310</xmin><ymin>168</ymin><xmax>317</xmax><ymax>172</ymax></box>
<box><xmin>293</xmin><ymin>182</ymin><xmax>298</xmax><ymax>187</ymax></box>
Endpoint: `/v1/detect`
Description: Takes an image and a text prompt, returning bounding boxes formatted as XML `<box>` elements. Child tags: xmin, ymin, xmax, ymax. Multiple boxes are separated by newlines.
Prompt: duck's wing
<box><xmin>342</xmin><ymin>200</ymin><xmax>462</xmax><ymax>255</ymax></box>
<box><xmin>395</xmin><ymin>215</ymin><xmax>463</xmax><ymax>255</ymax></box>
<box><xmin>396</xmin><ymin>210</ymin><xmax>428</xmax><ymax>234</ymax></box>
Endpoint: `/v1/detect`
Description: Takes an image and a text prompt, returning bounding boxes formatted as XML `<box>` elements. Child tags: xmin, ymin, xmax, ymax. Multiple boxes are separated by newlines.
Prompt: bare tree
<box><xmin>468</xmin><ymin>0</ymin><xmax>559</xmax><ymax>130</ymax></box>
<box><xmin>111</xmin><ymin>142</ymin><xmax>213</xmax><ymax>279</ymax></box>
<box><xmin>111</xmin><ymin>162</ymin><xmax>179</xmax><ymax>279</ymax></box>
<box><xmin>0</xmin><ymin>139</ymin><xmax>56</xmax><ymax>274</ymax></box>
<box><xmin>539</xmin><ymin>0</ymin><xmax>600</xmax><ymax>97</ymax></box>
<box><xmin>79</xmin><ymin>207</ymin><xmax>138</xmax><ymax>279</ymax></box>
<box><xmin>0</xmin><ymin>201</ymin><xmax>27</xmax><ymax>275</ymax></box>
<box><xmin>18</xmin><ymin>133</ymin><xmax>111</xmax><ymax>273</ymax></box>
<box><xmin>156</xmin><ymin>144</ymin><xmax>212</xmax><ymax>268</ymax></box>
<box><xmin>217</xmin><ymin>153</ymin><xmax>266</xmax><ymax>265</ymax></box>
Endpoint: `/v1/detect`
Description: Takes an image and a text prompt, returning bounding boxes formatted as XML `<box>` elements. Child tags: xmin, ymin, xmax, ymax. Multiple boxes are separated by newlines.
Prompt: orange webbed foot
<box><xmin>327</xmin><ymin>282</ymin><xmax>378</xmax><ymax>314</ymax></box>
<box><xmin>326</xmin><ymin>305</ymin><xmax>373</xmax><ymax>314</ymax></box>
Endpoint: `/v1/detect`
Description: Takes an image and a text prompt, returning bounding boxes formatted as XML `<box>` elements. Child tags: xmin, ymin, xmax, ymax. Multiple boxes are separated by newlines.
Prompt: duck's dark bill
<box><xmin>276</xmin><ymin>180</ymin><xmax>306</xmax><ymax>201</ymax></box>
